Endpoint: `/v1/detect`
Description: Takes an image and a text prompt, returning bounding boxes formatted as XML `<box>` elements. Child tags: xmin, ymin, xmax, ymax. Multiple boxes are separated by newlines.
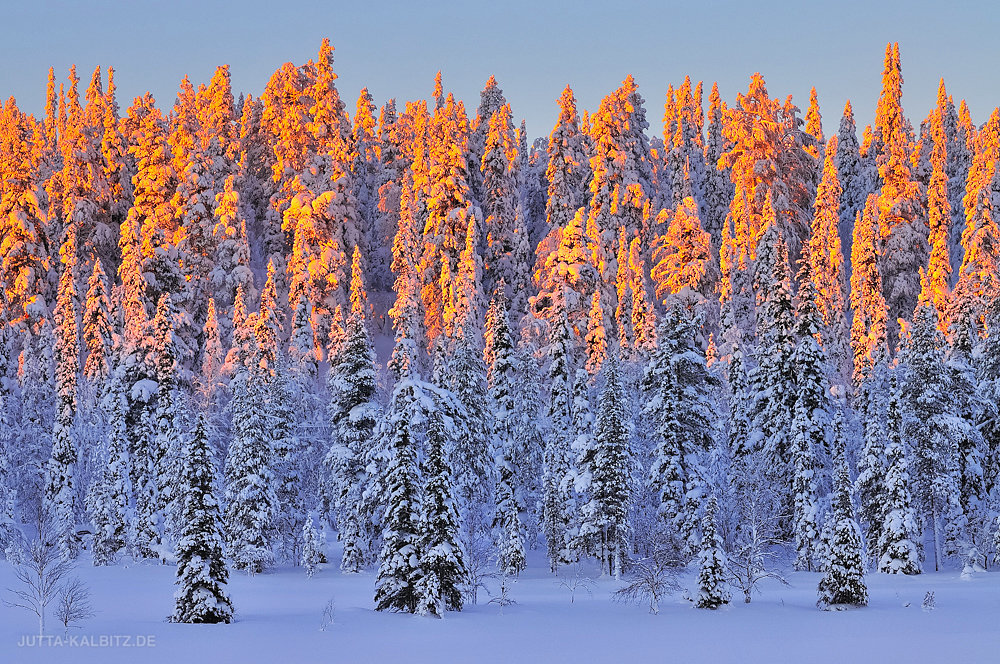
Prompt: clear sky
<box><xmin>2</xmin><ymin>0</ymin><xmax>998</xmax><ymax>141</ymax></box>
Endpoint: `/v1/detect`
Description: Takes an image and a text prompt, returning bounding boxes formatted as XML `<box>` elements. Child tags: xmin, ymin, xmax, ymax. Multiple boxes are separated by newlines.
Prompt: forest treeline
<box><xmin>0</xmin><ymin>39</ymin><xmax>997</xmax><ymax>618</ymax></box>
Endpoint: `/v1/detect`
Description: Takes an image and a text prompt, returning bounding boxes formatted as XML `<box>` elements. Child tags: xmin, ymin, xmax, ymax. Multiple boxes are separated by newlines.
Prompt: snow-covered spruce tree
<box><xmin>355</xmin><ymin>88</ymin><xmax>390</xmax><ymax>289</ymax></box>
<box><xmin>614</xmin><ymin>228</ymin><xmax>635</xmax><ymax>351</ymax></box>
<box><xmin>487</xmin><ymin>288</ymin><xmax>526</xmax><ymax>577</ymax></box>
<box><xmin>793</xmin><ymin>256</ymin><xmax>834</xmax><ymax>450</ymax></box>
<box><xmin>577</xmin><ymin>352</ymin><xmax>631</xmax><ymax>578</ymax></box>
<box><xmin>45</xmin><ymin>235</ymin><xmax>80</xmax><ymax>561</ymax></box>
<box><xmin>0</xmin><ymin>102</ymin><xmax>50</xmax><ymax>331</ymax></box>
<box><xmin>532</xmin><ymin>205</ymin><xmax>597</xmax><ymax>332</ymax></box>
<box><xmin>808</xmin><ymin>136</ymin><xmax>849</xmax><ymax>373</ymax></box>
<box><xmin>327</xmin><ymin>249</ymin><xmax>381</xmax><ymax>573</ymax></box>
<box><xmin>849</xmin><ymin>197</ymin><xmax>889</xmax><ymax>383</ymax></box>
<box><xmin>878</xmin><ymin>372</ymin><xmax>922</xmax><ymax>574</ymax></box>
<box><xmin>872</xmin><ymin>44</ymin><xmax>927</xmax><ymax>345</ymax></box>
<box><xmin>537</xmin><ymin>85</ymin><xmax>589</xmax><ymax>317</ymax></box>
<box><xmin>804</xmin><ymin>87</ymin><xmax>824</xmax><ymax>159</ymax></box>
<box><xmin>254</xmin><ymin>259</ymin><xmax>283</xmax><ymax>370</ymax></box>
<box><xmin>790</xmin><ymin>261</ymin><xmax>829</xmax><ymax>571</ymax></box>
<box><xmin>416</xmin><ymin>401</ymin><xmax>466</xmax><ymax>616</ymax></box>
<box><xmin>494</xmin><ymin>465</ymin><xmax>526</xmax><ymax>578</ymax></box>
<box><xmin>853</xmin><ymin>350</ymin><xmax>890</xmax><ymax>564</ymax></box>
<box><xmin>569</xmin><ymin>366</ymin><xmax>594</xmax><ymax>547</ymax></box>
<box><xmin>790</xmin><ymin>395</ymin><xmax>821</xmax><ymax>573</ymax></box>
<box><xmin>172</xmin><ymin>414</ymin><xmax>233</xmax><ymax>624</ymax></box>
<box><xmin>586</xmin><ymin>79</ymin><xmax>653</xmax><ymax>300</ymax></box>
<box><xmin>511</xmin><ymin>343</ymin><xmax>545</xmax><ymax>547</ymax></box>
<box><xmin>924</xmin><ymin>109</ymin><xmax>953</xmax><ymax>330</ymax></box>
<box><xmin>87</xmin><ymin>374</ymin><xmax>130</xmax><ymax>566</ymax></box>
<box><xmin>953</xmin><ymin>142</ymin><xmax>1000</xmax><ymax>332</ymax></box>
<box><xmin>702</xmin><ymin>82</ymin><xmax>733</xmax><ymax>249</ymax></box>
<box><xmin>941</xmin><ymin>274</ymin><xmax>988</xmax><ymax>563</ymax></box>
<box><xmin>726</xmin><ymin>337</ymin><xmax>754</xmax><ymax>463</ymax></box>
<box><xmin>945</xmin><ymin>338</ymin><xmax>987</xmax><ymax>558</ymax></box>
<box><xmin>945</xmin><ymin>98</ymin><xmax>972</xmax><ymax>268</ymax></box>
<box><xmin>650</xmin><ymin>195</ymin><xmax>718</xmax><ymax>312</ymax></box>
<box><xmin>695</xmin><ymin>496</ymin><xmax>730</xmax><ymax>609</ymax></box>
<box><xmin>543</xmin><ymin>305</ymin><xmax>576</xmax><ymax>571</ymax></box>
<box><xmin>267</xmin><ymin>352</ymin><xmax>303</xmax><ymax>565</ymax></box>
<box><xmin>442</xmin><ymin>319</ymin><xmax>495</xmax><ymax>563</ymax></box>
<box><xmin>211</xmin><ymin>174</ymin><xmax>255</xmax><ymax>313</ymax></box>
<box><xmin>225</xmin><ymin>337</ymin><xmax>276</xmax><ymax>575</ymax></box>
<box><xmin>115</xmin><ymin>213</ymin><xmax>160</xmax><ymax>558</ymax></box>
<box><xmin>834</xmin><ymin>100</ymin><xmax>864</xmax><ymax>261</ymax></box>
<box><xmin>481</xmin><ymin>103</ymin><xmax>529</xmax><ymax>308</ymax></box>
<box><xmin>447</xmin><ymin>285</ymin><xmax>491</xmax><ymax>466</ymax></box>
<box><xmin>420</xmin><ymin>91</ymin><xmax>477</xmax><ymax>345</ymax></box>
<box><xmin>902</xmin><ymin>293</ymin><xmax>965</xmax><ymax>570</ymax></box>
<box><xmin>663</xmin><ymin>77</ymin><xmax>707</xmax><ymax>212</ymax></box>
<box><xmin>324</xmin><ymin>310</ymin><xmax>376</xmax><ymax>570</ymax></box>
<box><xmin>629</xmin><ymin>236</ymin><xmax>658</xmax><ymax>354</ymax></box>
<box><xmin>468</xmin><ymin>75</ymin><xmax>508</xmax><ymax>206</ymax></box>
<box><xmin>151</xmin><ymin>293</ymin><xmax>185</xmax><ymax>546</ymax></box>
<box><xmin>374</xmin><ymin>376</ymin><xmax>423</xmax><ymax>613</ymax></box>
<box><xmin>979</xmin><ymin>303</ymin><xmax>1000</xmax><ymax>498</ymax></box>
<box><xmin>0</xmin><ymin>336</ymin><xmax>19</xmax><ymax>560</ymax></box>
<box><xmin>79</xmin><ymin>258</ymin><xmax>114</xmax><ymax>501</ymax></box>
<box><xmin>287</xmin><ymin>301</ymin><xmax>328</xmax><ymax>542</ymax></box>
<box><xmin>817</xmin><ymin>428</ymin><xmax>868</xmax><ymax>610</ymax></box>
<box><xmin>750</xmin><ymin>223</ymin><xmax>797</xmax><ymax>491</ymax></box>
<box><xmin>643</xmin><ymin>307</ymin><xmax>715</xmax><ymax>557</ymax></box>
<box><xmin>718</xmin><ymin>75</ymin><xmax>813</xmax><ymax>298</ymax></box>
<box><xmin>17</xmin><ymin>302</ymin><xmax>56</xmax><ymax>526</ymax></box>
<box><xmin>301</xmin><ymin>514</ymin><xmax>322</xmax><ymax>578</ymax></box>
<box><xmin>584</xmin><ymin>290</ymin><xmax>608</xmax><ymax>376</ymax></box>
<box><xmin>82</xmin><ymin>259</ymin><xmax>112</xmax><ymax>384</ymax></box>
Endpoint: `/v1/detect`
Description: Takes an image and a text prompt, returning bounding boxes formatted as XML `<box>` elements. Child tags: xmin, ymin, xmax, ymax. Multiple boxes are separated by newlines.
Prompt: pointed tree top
<box><xmin>916</xmin><ymin>266</ymin><xmax>934</xmax><ymax>309</ymax></box>
<box><xmin>318</xmin><ymin>38</ymin><xmax>334</xmax><ymax>74</ymax></box>
<box><xmin>936</xmin><ymin>78</ymin><xmax>948</xmax><ymax>107</ymax></box>
<box><xmin>349</xmin><ymin>245</ymin><xmax>368</xmax><ymax>320</ymax></box>
<box><xmin>205</xmin><ymin>296</ymin><xmax>218</xmax><ymax>326</ymax></box>
<box><xmin>59</xmin><ymin>223</ymin><xmax>78</xmax><ymax>268</ymax></box>
<box><xmin>85</xmin><ymin>65</ymin><xmax>103</xmax><ymax>104</ymax></box>
<box><xmin>708</xmin><ymin>81</ymin><xmax>722</xmax><ymax>115</ymax></box>
<box><xmin>233</xmin><ymin>282</ymin><xmax>248</xmax><ymax>332</ymax></box>
<box><xmin>433</xmin><ymin>71</ymin><xmax>444</xmax><ymax>109</ymax></box>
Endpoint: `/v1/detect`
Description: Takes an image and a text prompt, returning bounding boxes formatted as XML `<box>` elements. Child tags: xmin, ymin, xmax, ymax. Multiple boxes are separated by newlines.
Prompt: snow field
<box><xmin>2</xmin><ymin>547</ymin><xmax>998</xmax><ymax>664</ymax></box>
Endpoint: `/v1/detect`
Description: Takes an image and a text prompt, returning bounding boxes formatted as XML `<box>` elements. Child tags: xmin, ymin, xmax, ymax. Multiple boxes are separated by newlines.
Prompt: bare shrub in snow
<box><xmin>613</xmin><ymin>545</ymin><xmax>682</xmax><ymax>614</ymax></box>
<box><xmin>557</xmin><ymin>561</ymin><xmax>595</xmax><ymax>603</ymax></box>
<box><xmin>488</xmin><ymin>575</ymin><xmax>517</xmax><ymax>614</ymax></box>
<box><xmin>320</xmin><ymin>597</ymin><xmax>336</xmax><ymax>631</ymax></box>
<box><xmin>725</xmin><ymin>505</ymin><xmax>789</xmax><ymax>603</ymax></box>
<box><xmin>55</xmin><ymin>577</ymin><xmax>95</xmax><ymax>636</ymax></box>
<box><xmin>460</xmin><ymin>523</ymin><xmax>495</xmax><ymax>606</ymax></box>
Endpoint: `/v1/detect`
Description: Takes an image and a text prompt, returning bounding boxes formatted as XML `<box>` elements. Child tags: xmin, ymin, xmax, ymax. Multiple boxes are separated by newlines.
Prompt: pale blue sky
<box><xmin>2</xmin><ymin>0</ymin><xmax>998</xmax><ymax>141</ymax></box>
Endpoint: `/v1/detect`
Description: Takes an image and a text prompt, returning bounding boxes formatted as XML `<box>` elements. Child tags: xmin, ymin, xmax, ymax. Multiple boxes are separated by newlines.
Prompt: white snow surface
<box><xmin>1</xmin><ymin>546</ymin><xmax>998</xmax><ymax>663</ymax></box>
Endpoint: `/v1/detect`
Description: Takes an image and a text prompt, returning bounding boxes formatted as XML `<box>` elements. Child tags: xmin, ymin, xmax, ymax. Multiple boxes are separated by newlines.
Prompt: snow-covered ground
<box><xmin>1</xmin><ymin>545</ymin><xmax>998</xmax><ymax>664</ymax></box>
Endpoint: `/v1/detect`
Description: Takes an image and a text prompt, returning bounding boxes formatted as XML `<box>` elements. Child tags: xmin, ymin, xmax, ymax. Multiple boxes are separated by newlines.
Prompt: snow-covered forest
<box><xmin>1</xmin><ymin>37</ymin><xmax>1000</xmax><ymax>659</ymax></box>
